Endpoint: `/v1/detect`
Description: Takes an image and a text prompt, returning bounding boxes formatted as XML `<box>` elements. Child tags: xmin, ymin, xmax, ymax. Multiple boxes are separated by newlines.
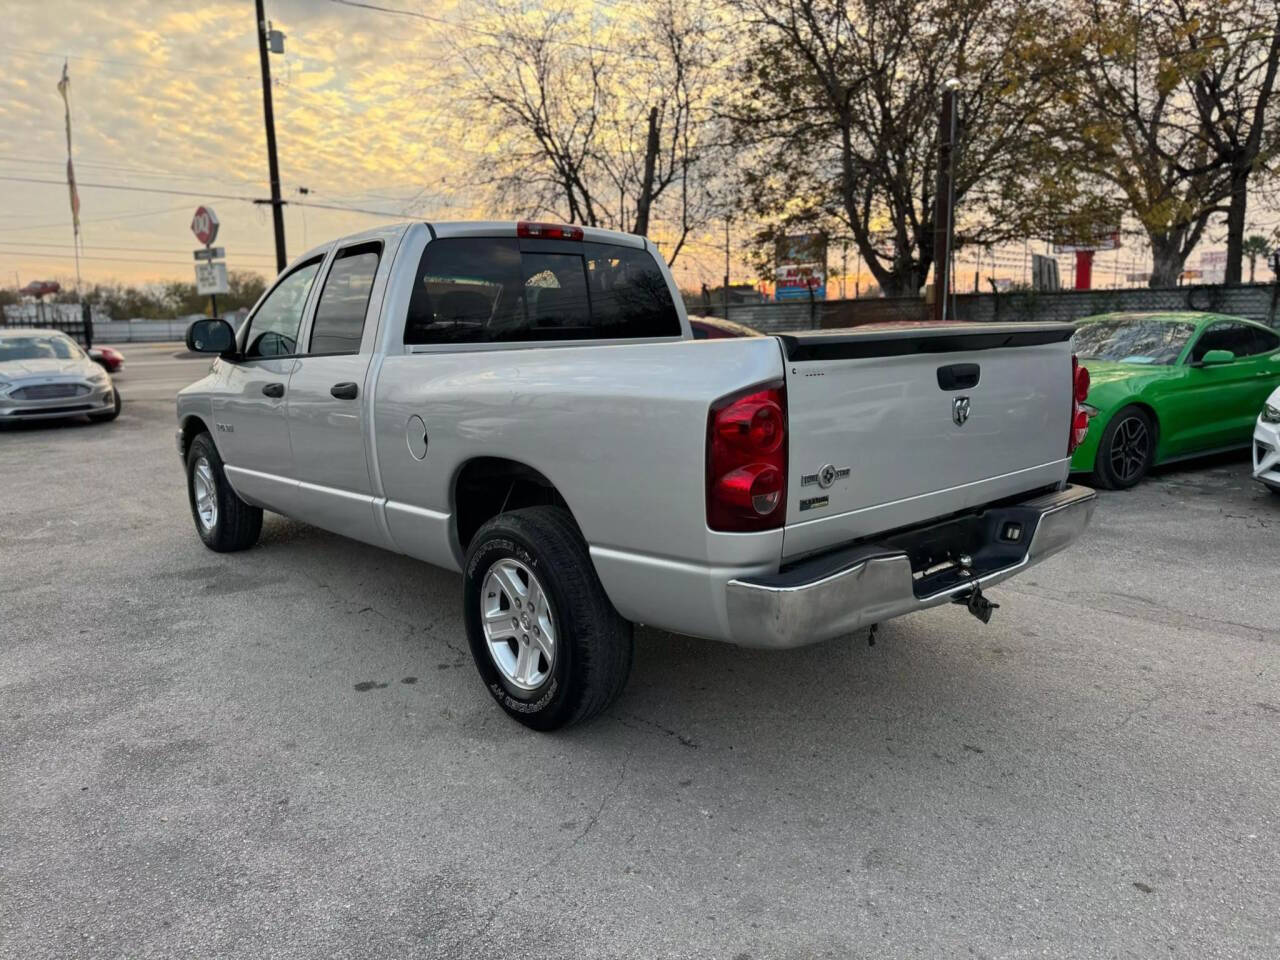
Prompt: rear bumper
<box><xmin>1254</xmin><ymin>419</ymin><xmax>1280</xmax><ymax>490</ymax></box>
<box><xmin>724</xmin><ymin>484</ymin><xmax>1096</xmax><ymax>648</ymax></box>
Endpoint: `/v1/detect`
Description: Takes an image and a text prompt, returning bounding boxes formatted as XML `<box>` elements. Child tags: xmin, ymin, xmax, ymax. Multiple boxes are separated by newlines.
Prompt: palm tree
<box><xmin>1241</xmin><ymin>235</ymin><xmax>1271</xmax><ymax>283</ymax></box>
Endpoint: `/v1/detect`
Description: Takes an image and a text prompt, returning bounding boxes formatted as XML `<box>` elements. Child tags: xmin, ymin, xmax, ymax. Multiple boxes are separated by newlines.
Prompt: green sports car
<box><xmin>1070</xmin><ymin>312</ymin><xmax>1280</xmax><ymax>488</ymax></box>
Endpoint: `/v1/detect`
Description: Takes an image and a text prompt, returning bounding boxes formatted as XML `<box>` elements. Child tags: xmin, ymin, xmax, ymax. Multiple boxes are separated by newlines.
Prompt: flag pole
<box><xmin>57</xmin><ymin>59</ymin><xmax>82</xmax><ymax>293</ymax></box>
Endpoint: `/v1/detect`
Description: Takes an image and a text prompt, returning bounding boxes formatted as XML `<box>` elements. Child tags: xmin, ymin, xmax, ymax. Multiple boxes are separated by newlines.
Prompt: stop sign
<box><xmin>191</xmin><ymin>206</ymin><xmax>220</xmax><ymax>246</ymax></box>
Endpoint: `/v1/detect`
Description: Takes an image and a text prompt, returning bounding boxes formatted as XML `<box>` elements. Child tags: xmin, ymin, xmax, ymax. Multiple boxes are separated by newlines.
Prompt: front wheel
<box><xmin>186</xmin><ymin>432</ymin><xmax>262</xmax><ymax>552</ymax></box>
<box><xmin>1092</xmin><ymin>405</ymin><xmax>1155</xmax><ymax>490</ymax></box>
<box><xmin>463</xmin><ymin>506</ymin><xmax>633</xmax><ymax>731</ymax></box>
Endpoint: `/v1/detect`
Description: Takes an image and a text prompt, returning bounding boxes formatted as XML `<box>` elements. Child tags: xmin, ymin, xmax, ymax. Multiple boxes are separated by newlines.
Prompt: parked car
<box><xmin>0</xmin><ymin>328</ymin><xmax>121</xmax><ymax>424</ymax></box>
<box><xmin>688</xmin><ymin>315</ymin><xmax>762</xmax><ymax>339</ymax></box>
<box><xmin>1070</xmin><ymin>312</ymin><xmax>1280</xmax><ymax>488</ymax></box>
<box><xmin>1253</xmin><ymin>386</ymin><xmax>1280</xmax><ymax>495</ymax></box>
<box><xmin>88</xmin><ymin>345</ymin><xmax>125</xmax><ymax>372</ymax></box>
<box><xmin>177</xmin><ymin>220</ymin><xmax>1095</xmax><ymax>729</ymax></box>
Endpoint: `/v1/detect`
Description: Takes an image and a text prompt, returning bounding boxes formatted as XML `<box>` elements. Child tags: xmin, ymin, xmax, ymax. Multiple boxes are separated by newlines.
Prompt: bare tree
<box><xmin>446</xmin><ymin>0</ymin><xmax>723</xmax><ymax>264</ymax></box>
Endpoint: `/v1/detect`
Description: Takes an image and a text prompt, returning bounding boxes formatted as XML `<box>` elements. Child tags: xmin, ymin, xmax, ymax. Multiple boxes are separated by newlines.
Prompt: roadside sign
<box><xmin>1053</xmin><ymin>228</ymin><xmax>1121</xmax><ymax>253</ymax></box>
<box><xmin>195</xmin><ymin>262</ymin><xmax>230</xmax><ymax>295</ymax></box>
<box><xmin>190</xmin><ymin>206</ymin><xmax>220</xmax><ymax>246</ymax></box>
<box><xmin>193</xmin><ymin>247</ymin><xmax>226</xmax><ymax>261</ymax></box>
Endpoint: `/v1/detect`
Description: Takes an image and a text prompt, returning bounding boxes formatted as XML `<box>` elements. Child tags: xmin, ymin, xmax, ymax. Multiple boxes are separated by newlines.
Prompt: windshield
<box><xmin>1073</xmin><ymin>319</ymin><xmax>1196</xmax><ymax>366</ymax></box>
<box><xmin>0</xmin><ymin>335</ymin><xmax>82</xmax><ymax>362</ymax></box>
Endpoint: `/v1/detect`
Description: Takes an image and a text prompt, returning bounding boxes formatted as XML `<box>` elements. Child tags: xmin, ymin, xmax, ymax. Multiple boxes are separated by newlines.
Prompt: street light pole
<box><xmin>255</xmin><ymin>0</ymin><xmax>287</xmax><ymax>273</ymax></box>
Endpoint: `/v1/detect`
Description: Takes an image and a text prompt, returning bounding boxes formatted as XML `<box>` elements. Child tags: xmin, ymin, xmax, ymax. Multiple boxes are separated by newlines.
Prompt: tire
<box><xmin>186</xmin><ymin>432</ymin><xmax>263</xmax><ymax>552</ymax></box>
<box><xmin>463</xmin><ymin>506</ymin><xmax>633</xmax><ymax>731</ymax></box>
<box><xmin>1092</xmin><ymin>405</ymin><xmax>1156</xmax><ymax>490</ymax></box>
<box><xmin>87</xmin><ymin>387</ymin><xmax>121</xmax><ymax>422</ymax></box>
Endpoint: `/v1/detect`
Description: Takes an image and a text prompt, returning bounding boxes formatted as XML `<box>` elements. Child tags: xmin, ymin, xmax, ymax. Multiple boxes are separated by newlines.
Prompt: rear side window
<box><xmin>1190</xmin><ymin>321</ymin><xmax>1275</xmax><ymax>362</ymax></box>
<box><xmin>404</xmin><ymin>237</ymin><xmax>680</xmax><ymax>344</ymax></box>
<box><xmin>309</xmin><ymin>243</ymin><xmax>381</xmax><ymax>355</ymax></box>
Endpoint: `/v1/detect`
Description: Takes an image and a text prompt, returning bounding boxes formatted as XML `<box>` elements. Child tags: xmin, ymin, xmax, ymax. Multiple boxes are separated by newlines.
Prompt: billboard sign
<box><xmin>1053</xmin><ymin>228</ymin><xmax>1121</xmax><ymax>253</ymax></box>
<box><xmin>1199</xmin><ymin>250</ymin><xmax>1226</xmax><ymax>284</ymax></box>
<box><xmin>774</xmin><ymin>232</ymin><xmax>827</xmax><ymax>300</ymax></box>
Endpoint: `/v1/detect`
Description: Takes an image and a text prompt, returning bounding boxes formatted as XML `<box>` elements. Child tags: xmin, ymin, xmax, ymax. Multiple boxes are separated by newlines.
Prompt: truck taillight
<box><xmin>1068</xmin><ymin>355</ymin><xmax>1090</xmax><ymax>453</ymax></box>
<box><xmin>707</xmin><ymin>382</ymin><xmax>787</xmax><ymax>532</ymax></box>
<box><xmin>516</xmin><ymin>220</ymin><xmax>584</xmax><ymax>241</ymax></box>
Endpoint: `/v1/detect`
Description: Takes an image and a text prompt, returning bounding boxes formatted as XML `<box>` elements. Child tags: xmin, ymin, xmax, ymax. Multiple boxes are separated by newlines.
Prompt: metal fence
<box><xmin>1</xmin><ymin>302</ymin><xmax>95</xmax><ymax>347</ymax></box>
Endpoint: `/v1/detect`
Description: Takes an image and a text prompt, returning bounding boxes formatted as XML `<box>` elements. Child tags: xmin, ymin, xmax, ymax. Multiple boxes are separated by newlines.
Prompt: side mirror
<box><xmin>1201</xmin><ymin>349</ymin><xmax>1235</xmax><ymax>366</ymax></box>
<box><xmin>186</xmin><ymin>317</ymin><xmax>236</xmax><ymax>357</ymax></box>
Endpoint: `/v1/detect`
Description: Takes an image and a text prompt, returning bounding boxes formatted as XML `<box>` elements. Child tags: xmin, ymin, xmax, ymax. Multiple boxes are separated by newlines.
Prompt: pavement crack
<box><xmin>616</xmin><ymin>713</ymin><xmax>699</xmax><ymax>748</ymax></box>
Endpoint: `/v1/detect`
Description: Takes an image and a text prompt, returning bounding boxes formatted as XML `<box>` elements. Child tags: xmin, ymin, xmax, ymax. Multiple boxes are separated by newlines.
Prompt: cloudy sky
<box><xmin>0</xmin><ymin>0</ymin><xmax>518</xmax><ymax>288</ymax></box>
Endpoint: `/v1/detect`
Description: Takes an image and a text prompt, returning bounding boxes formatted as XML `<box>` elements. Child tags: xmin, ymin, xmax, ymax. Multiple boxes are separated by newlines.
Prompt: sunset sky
<box><xmin>0</xmin><ymin>0</ymin><xmax>757</xmax><ymax>296</ymax></box>
<box><xmin>2</xmin><ymin>1</ymin><xmax>1269</xmax><ymax>298</ymax></box>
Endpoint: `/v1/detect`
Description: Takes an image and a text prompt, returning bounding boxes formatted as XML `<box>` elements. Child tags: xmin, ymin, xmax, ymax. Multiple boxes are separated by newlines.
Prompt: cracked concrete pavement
<box><xmin>1</xmin><ymin>344</ymin><xmax>1278</xmax><ymax>959</ymax></box>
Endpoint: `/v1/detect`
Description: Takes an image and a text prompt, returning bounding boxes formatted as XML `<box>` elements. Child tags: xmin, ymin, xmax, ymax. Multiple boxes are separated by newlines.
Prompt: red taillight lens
<box><xmin>517</xmin><ymin>220</ymin><xmax>584</xmax><ymax>241</ymax></box>
<box><xmin>707</xmin><ymin>383</ymin><xmax>787</xmax><ymax>531</ymax></box>
<box><xmin>1068</xmin><ymin>354</ymin><xmax>1090</xmax><ymax>453</ymax></box>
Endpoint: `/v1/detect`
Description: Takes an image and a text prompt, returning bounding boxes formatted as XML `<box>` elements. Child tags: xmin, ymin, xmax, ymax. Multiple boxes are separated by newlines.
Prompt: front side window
<box><xmin>404</xmin><ymin>237</ymin><xmax>680</xmax><ymax>345</ymax></box>
<box><xmin>309</xmin><ymin>244</ymin><xmax>381</xmax><ymax>355</ymax></box>
<box><xmin>243</xmin><ymin>259</ymin><xmax>321</xmax><ymax>359</ymax></box>
<box><xmin>1073</xmin><ymin>318</ymin><xmax>1195</xmax><ymax>366</ymax></box>
<box><xmin>1189</xmin><ymin>321</ymin><xmax>1270</xmax><ymax>362</ymax></box>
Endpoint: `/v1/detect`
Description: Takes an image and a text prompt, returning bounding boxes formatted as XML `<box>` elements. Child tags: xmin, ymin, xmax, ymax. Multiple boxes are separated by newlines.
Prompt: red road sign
<box><xmin>190</xmin><ymin>206</ymin><xmax>220</xmax><ymax>246</ymax></box>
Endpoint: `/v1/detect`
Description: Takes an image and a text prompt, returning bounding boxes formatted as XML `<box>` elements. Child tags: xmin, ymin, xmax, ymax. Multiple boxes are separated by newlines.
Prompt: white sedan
<box><xmin>0</xmin><ymin>328</ymin><xmax>120</xmax><ymax>424</ymax></box>
<box><xmin>1254</xmin><ymin>386</ymin><xmax>1280</xmax><ymax>494</ymax></box>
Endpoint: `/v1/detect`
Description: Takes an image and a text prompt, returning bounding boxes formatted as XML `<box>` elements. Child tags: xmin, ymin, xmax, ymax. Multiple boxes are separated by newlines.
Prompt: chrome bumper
<box><xmin>725</xmin><ymin>484</ymin><xmax>1097</xmax><ymax>649</ymax></box>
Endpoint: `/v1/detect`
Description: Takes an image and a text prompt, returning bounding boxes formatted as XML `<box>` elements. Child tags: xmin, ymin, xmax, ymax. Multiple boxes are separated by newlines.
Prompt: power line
<box><xmin>0</xmin><ymin>240</ymin><xmax>278</xmax><ymax>261</ymax></box>
<box><xmin>0</xmin><ymin>174</ymin><xmax>410</xmax><ymax>220</ymax></box>
<box><xmin>0</xmin><ymin>43</ymin><xmax>257</xmax><ymax>81</ymax></box>
<box><xmin>0</xmin><ymin>204</ymin><xmax>195</xmax><ymax>234</ymax></box>
<box><xmin>0</xmin><ymin>250</ymin><xmax>270</xmax><ymax>268</ymax></box>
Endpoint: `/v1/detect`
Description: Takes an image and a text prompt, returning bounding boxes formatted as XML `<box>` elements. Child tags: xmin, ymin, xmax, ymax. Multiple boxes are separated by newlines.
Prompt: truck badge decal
<box><xmin>799</xmin><ymin>495</ymin><xmax>829</xmax><ymax>512</ymax></box>
<box><xmin>952</xmin><ymin>396</ymin><xmax>971</xmax><ymax>426</ymax></box>
<box><xmin>801</xmin><ymin>464</ymin><xmax>850</xmax><ymax>489</ymax></box>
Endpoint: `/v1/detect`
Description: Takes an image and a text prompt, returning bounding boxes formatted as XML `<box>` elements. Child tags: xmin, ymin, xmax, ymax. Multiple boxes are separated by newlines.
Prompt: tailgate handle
<box><xmin>937</xmin><ymin>363</ymin><xmax>980</xmax><ymax>391</ymax></box>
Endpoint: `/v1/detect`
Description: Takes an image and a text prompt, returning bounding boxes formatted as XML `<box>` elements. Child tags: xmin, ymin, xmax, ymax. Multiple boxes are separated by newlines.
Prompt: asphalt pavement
<box><xmin>1</xmin><ymin>344</ymin><xmax>1278</xmax><ymax>959</ymax></box>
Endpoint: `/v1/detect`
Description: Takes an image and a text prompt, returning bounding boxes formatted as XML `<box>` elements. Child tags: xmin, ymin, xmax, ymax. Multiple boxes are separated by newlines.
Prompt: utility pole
<box><xmin>255</xmin><ymin>0</ymin><xmax>287</xmax><ymax>273</ymax></box>
<box><xmin>931</xmin><ymin>80</ymin><xmax>959</xmax><ymax>324</ymax></box>
<box><xmin>723</xmin><ymin>216</ymin><xmax>731</xmax><ymax>320</ymax></box>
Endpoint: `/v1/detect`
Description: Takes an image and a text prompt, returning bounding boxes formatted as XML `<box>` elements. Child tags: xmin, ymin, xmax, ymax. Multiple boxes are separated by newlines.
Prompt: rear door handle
<box><xmin>330</xmin><ymin>382</ymin><xmax>359</xmax><ymax>400</ymax></box>
<box><xmin>262</xmin><ymin>382</ymin><xmax>285</xmax><ymax>398</ymax></box>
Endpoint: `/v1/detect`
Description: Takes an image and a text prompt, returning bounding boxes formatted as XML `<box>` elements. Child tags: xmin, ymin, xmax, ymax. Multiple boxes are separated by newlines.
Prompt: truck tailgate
<box><xmin>778</xmin><ymin>323</ymin><xmax>1076</xmax><ymax>559</ymax></box>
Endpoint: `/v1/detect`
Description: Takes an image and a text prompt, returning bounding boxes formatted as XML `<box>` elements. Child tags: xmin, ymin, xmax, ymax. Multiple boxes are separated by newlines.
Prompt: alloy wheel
<box><xmin>193</xmin><ymin>457</ymin><xmax>218</xmax><ymax>531</ymax></box>
<box><xmin>1109</xmin><ymin>416</ymin><xmax>1150</xmax><ymax>483</ymax></box>
<box><xmin>480</xmin><ymin>558</ymin><xmax>556</xmax><ymax>691</ymax></box>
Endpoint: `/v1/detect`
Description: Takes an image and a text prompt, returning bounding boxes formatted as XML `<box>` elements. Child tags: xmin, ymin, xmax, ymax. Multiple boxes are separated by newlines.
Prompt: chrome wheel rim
<box><xmin>1109</xmin><ymin>416</ymin><xmax>1150</xmax><ymax>482</ymax></box>
<box><xmin>480</xmin><ymin>558</ymin><xmax>555</xmax><ymax>691</ymax></box>
<box><xmin>193</xmin><ymin>457</ymin><xmax>218</xmax><ymax>531</ymax></box>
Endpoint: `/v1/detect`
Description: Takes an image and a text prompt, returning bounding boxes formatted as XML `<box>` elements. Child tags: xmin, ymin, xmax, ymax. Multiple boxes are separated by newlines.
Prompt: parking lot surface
<box><xmin>2</xmin><ymin>343</ymin><xmax>1278</xmax><ymax>959</ymax></box>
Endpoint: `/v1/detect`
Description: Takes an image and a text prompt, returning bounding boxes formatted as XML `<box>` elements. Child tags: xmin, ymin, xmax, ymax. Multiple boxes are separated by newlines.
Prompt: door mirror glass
<box><xmin>186</xmin><ymin>318</ymin><xmax>236</xmax><ymax>355</ymax></box>
<box><xmin>1201</xmin><ymin>349</ymin><xmax>1235</xmax><ymax>365</ymax></box>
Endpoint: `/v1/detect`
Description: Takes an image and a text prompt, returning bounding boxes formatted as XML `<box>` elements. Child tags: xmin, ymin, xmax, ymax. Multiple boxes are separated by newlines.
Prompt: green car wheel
<box><xmin>1093</xmin><ymin>405</ymin><xmax>1155</xmax><ymax>490</ymax></box>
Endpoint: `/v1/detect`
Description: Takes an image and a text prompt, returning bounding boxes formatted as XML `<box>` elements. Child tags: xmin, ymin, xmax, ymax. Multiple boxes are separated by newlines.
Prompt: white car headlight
<box><xmin>1263</xmin><ymin>402</ymin><xmax>1280</xmax><ymax>424</ymax></box>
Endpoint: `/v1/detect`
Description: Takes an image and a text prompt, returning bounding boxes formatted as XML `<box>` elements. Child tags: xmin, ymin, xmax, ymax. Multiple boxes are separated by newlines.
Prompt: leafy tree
<box><xmin>1241</xmin><ymin>232</ymin><xmax>1271</xmax><ymax>281</ymax></box>
<box><xmin>1047</xmin><ymin>0</ymin><xmax>1279</xmax><ymax>287</ymax></box>
<box><xmin>728</xmin><ymin>0</ymin><xmax>1089</xmax><ymax>297</ymax></box>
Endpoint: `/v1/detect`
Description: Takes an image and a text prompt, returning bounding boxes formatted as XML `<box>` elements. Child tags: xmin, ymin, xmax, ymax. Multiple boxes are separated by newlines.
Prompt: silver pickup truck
<box><xmin>177</xmin><ymin>220</ymin><xmax>1095</xmax><ymax>729</ymax></box>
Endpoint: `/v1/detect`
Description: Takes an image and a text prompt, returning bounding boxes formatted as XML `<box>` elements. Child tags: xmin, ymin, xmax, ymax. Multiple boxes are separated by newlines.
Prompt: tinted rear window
<box><xmin>404</xmin><ymin>237</ymin><xmax>680</xmax><ymax>344</ymax></box>
<box><xmin>309</xmin><ymin>243</ymin><xmax>380</xmax><ymax>355</ymax></box>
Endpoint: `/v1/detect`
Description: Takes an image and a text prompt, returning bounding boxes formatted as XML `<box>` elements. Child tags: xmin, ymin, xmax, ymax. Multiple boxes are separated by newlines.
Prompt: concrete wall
<box><xmin>698</xmin><ymin>283</ymin><xmax>1280</xmax><ymax>334</ymax></box>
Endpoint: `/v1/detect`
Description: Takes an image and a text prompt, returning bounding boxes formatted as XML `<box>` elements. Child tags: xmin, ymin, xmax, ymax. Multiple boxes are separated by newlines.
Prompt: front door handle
<box><xmin>262</xmin><ymin>382</ymin><xmax>285</xmax><ymax>398</ymax></box>
<box><xmin>330</xmin><ymin>382</ymin><xmax>359</xmax><ymax>400</ymax></box>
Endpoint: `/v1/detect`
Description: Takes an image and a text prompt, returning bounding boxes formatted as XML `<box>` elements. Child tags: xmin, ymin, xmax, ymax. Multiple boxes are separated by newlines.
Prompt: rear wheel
<box><xmin>1092</xmin><ymin>405</ymin><xmax>1155</xmax><ymax>490</ymax></box>
<box><xmin>463</xmin><ymin>506</ymin><xmax>633</xmax><ymax>731</ymax></box>
<box><xmin>186</xmin><ymin>432</ymin><xmax>262</xmax><ymax>552</ymax></box>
